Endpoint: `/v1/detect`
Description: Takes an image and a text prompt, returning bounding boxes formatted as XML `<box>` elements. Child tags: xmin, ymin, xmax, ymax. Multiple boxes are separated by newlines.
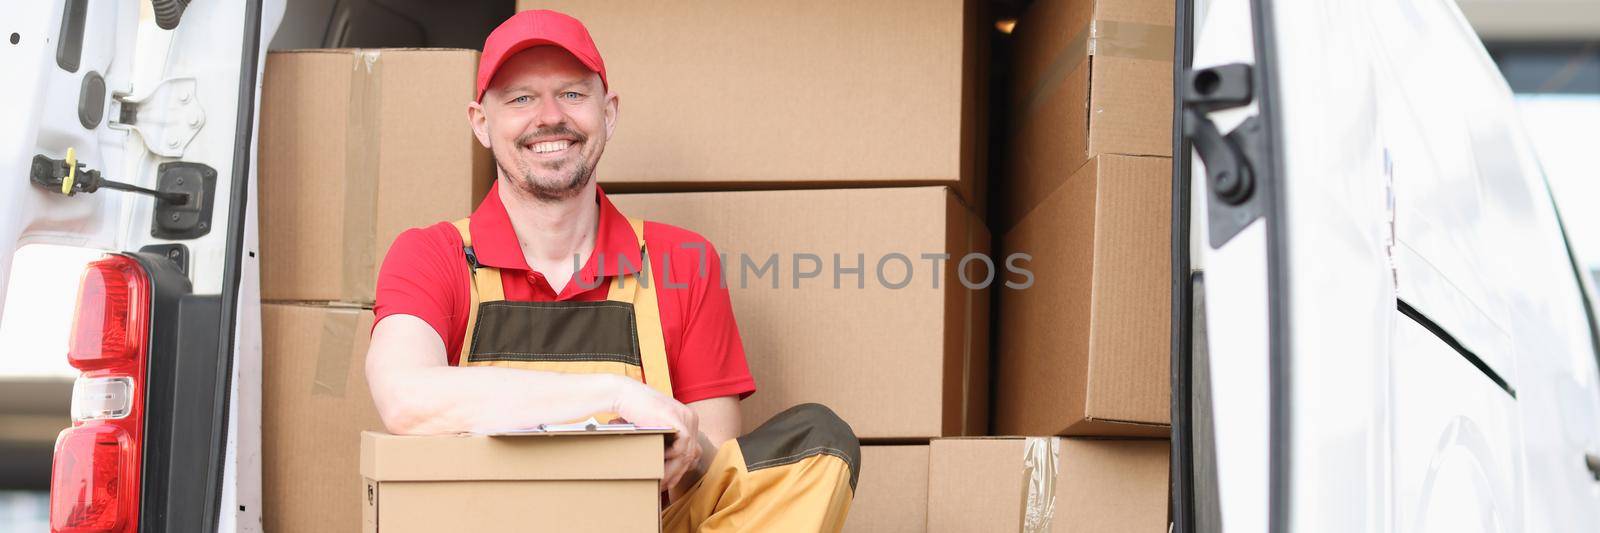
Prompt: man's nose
<box><xmin>532</xmin><ymin>93</ymin><xmax>566</xmax><ymax>128</ymax></box>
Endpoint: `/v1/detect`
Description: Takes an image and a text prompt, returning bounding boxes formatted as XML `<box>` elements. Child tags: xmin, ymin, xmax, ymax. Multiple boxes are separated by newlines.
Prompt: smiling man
<box><xmin>362</xmin><ymin>9</ymin><xmax>858</xmax><ymax>533</ymax></box>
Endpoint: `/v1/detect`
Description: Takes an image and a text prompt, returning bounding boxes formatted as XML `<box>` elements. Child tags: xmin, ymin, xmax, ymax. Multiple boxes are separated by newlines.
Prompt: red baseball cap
<box><xmin>476</xmin><ymin>10</ymin><xmax>607</xmax><ymax>102</ymax></box>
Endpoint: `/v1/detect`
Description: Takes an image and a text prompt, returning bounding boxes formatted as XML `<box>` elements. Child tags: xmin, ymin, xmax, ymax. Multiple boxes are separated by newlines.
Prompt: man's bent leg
<box><xmin>662</xmin><ymin>403</ymin><xmax>861</xmax><ymax>533</ymax></box>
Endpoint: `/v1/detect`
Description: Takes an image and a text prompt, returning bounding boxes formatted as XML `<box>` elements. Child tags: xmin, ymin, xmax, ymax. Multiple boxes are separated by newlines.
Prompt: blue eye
<box><xmin>511</xmin><ymin>95</ymin><xmax>530</xmax><ymax>104</ymax></box>
<box><xmin>561</xmin><ymin>91</ymin><xmax>581</xmax><ymax>100</ymax></box>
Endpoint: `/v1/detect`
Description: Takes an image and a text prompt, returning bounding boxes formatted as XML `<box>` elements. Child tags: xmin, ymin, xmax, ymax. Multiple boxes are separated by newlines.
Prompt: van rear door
<box><xmin>1178</xmin><ymin>0</ymin><xmax>1600</xmax><ymax>531</ymax></box>
<box><xmin>1</xmin><ymin>0</ymin><xmax>281</xmax><ymax>531</ymax></box>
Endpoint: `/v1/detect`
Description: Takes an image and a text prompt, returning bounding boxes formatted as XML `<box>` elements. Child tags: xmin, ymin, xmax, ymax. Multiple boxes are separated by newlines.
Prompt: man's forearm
<box><xmin>373</xmin><ymin>365</ymin><xmax>623</xmax><ymax>435</ymax></box>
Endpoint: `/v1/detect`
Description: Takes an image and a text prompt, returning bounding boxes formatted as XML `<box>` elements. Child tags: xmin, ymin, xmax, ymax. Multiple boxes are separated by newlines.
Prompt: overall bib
<box><xmin>452</xmin><ymin>217</ymin><xmax>859</xmax><ymax>532</ymax></box>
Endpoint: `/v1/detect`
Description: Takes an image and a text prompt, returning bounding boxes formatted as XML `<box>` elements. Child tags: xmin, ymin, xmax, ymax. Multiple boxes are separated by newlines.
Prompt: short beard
<box><xmin>495</xmin><ymin>125</ymin><xmax>594</xmax><ymax>203</ymax></box>
<box><xmin>497</xmin><ymin>155</ymin><xmax>592</xmax><ymax>203</ymax></box>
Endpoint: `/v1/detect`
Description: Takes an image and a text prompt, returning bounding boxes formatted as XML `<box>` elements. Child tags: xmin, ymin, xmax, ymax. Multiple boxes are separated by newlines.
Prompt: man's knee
<box><xmin>738</xmin><ymin>403</ymin><xmax>861</xmax><ymax>489</ymax></box>
<box><xmin>783</xmin><ymin>403</ymin><xmax>859</xmax><ymax>448</ymax></box>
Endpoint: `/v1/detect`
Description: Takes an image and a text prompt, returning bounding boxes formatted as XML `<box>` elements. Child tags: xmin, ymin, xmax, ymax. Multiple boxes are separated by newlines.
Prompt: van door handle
<box><xmin>1586</xmin><ymin>452</ymin><xmax>1600</xmax><ymax>482</ymax></box>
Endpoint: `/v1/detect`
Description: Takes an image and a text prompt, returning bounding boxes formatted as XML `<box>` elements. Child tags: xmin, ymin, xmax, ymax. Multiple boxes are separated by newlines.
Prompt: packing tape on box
<box><xmin>312</xmin><ymin>308</ymin><xmax>361</xmax><ymax>397</ymax></box>
<box><xmin>342</xmin><ymin>50</ymin><xmax>383</xmax><ymax>301</ymax></box>
<box><xmin>1013</xmin><ymin>20</ymin><xmax>1175</xmax><ymax>135</ymax></box>
<box><xmin>1020</xmin><ymin>436</ymin><xmax>1059</xmax><ymax>533</ymax></box>
<box><xmin>1090</xmin><ymin>20</ymin><xmax>1174</xmax><ymax>62</ymax></box>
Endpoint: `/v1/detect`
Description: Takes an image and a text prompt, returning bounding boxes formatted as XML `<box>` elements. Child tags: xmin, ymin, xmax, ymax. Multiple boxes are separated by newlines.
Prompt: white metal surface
<box><xmin>218</xmin><ymin>1</ymin><xmax>282</xmax><ymax>530</ymax></box>
<box><xmin>0</xmin><ymin>0</ymin><xmax>281</xmax><ymax>530</ymax></box>
<box><xmin>1389</xmin><ymin>317</ymin><xmax>1523</xmax><ymax>533</ymax></box>
<box><xmin>1189</xmin><ymin>1</ymin><xmax>1272</xmax><ymax>532</ymax></box>
<box><xmin>0</xmin><ymin>1</ymin><xmax>243</xmax><ymax>309</ymax></box>
<box><xmin>1269</xmin><ymin>1</ymin><xmax>1403</xmax><ymax>531</ymax></box>
<box><xmin>225</xmin><ymin>2</ymin><xmax>283</xmax><ymax>529</ymax></box>
<box><xmin>1198</xmin><ymin>0</ymin><xmax>1600</xmax><ymax>531</ymax></box>
<box><xmin>0</xmin><ymin>1</ymin><xmax>132</xmax><ymax>322</ymax></box>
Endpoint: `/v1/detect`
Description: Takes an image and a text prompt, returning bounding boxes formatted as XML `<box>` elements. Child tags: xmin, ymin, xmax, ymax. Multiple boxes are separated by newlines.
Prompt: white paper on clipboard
<box><xmin>476</xmin><ymin>417</ymin><xmax>676</xmax><ymax>436</ymax></box>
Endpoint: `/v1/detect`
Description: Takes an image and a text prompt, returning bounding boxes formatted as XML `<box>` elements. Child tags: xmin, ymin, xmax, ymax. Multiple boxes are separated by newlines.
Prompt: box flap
<box><xmin>360</xmin><ymin>431</ymin><xmax>665</xmax><ymax>481</ymax></box>
<box><xmin>1064</xmin><ymin>418</ymin><xmax>1170</xmax><ymax>438</ymax></box>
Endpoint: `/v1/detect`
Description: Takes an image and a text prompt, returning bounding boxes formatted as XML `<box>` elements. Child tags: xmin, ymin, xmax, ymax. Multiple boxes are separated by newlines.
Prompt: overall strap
<box><xmin>608</xmin><ymin>218</ymin><xmax>674</xmax><ymax>399</ymax></box>
<box><xmin>452</xmin><ymin>218</ymin><xmax>505</xmax><ymax>364</ymax></box>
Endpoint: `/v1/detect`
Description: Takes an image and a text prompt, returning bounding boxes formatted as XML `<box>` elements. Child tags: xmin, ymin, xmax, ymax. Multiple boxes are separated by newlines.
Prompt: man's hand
<box><xmin>613</xmin><ymin>381</ymin><xmax>701</xmax><ymax>492</ymax></box>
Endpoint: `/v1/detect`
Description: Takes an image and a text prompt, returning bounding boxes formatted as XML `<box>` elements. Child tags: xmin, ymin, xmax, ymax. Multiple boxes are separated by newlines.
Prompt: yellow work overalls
<box><xmin>451</xmin><ymin>218</ymin><xmax>859</xmax><ymax>532</ymax></box>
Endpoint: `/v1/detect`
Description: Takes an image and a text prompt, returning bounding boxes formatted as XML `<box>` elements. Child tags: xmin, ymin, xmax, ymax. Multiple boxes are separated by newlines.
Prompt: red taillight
<box><xmin>67</xmin><ymin>257</ymin><xmax>146</xmax><ymax>370</ymax></box>
<box><xmin>51</xmin><ymin>255</ymin><xmax>149</xmax><ymax>533</ymax></box>
<box><xmin>50</xmin><ymin>425</ymin><xmax>132</xmax><ymax>532</ymax></box>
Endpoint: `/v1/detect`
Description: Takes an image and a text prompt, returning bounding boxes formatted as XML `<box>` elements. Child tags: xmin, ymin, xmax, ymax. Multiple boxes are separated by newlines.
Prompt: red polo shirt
<box><xmin>372</xmin><ymin>182</ymin><xmax>756</xmax><ymax>404</ymax></box>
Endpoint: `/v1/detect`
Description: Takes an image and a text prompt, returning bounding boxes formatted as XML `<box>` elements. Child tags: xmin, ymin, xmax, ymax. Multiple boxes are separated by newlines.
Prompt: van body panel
<box><xmin>1187</xmin><ymin>0</ymin><xmax>1600</xmax><ymax>531</ymax></box>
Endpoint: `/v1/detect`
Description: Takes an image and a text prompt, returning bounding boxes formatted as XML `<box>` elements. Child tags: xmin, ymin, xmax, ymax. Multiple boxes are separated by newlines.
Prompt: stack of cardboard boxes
<box><xmin>996</xmin><ymin>0</ymin><xmax>1175</xmax><ymax>436</ymax></box>
<box><xmin>967</xmin><ymin>0</ymin><xmax>1178</xmax><ymax>528</ymax></box>
<box><xmin>528</xmin><ymin>1</ymin><xmax>989</xmax><ymax>529</ymax></box>
<box><xmin>257</xmin><ymin>48</ymin><xmax>491</xmax><ymax>532</ymax></box>
<box><xmin>259</xmin><ymin>0</ymin><xmax>1176</xmax><ymax>529</ymax></box>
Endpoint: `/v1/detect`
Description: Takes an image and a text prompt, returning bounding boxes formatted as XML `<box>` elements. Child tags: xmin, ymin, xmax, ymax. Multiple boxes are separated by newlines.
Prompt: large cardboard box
<box><xmin>844</xmin><ymin>445</ymin><xmax>931</xmax><ymax>533</ymax></box>
<box><xmin>517</xmin><ymin>0</ymin><xmax>988</xmax><ymax>208</ymax></box>
<box><xmin>1003</xmin><ymin>0</ymin><xmax>1173</xmax><ymax>229</ymax></box>
<box><xmin>261</xmin><ymin>304</ymin><xmax>387</xmax><ymax>533</ymax></box>
<box><xmin>995</xmin><ymin>155</ymin><xmax>1171</xmax><ymax>436</ymax></box>
<box><xmin>259</xmin><ymin>49</ymin><xmax>493</xmax><ymax>304</ymax></box>
<box><xmin>361</xmin><ymin>431</ymin><xmax>665</xmax><ymax>532</ymax></box>
<box><xmin>611</xmin><ymin>187</ymin><xmax>991</xmax><ymax>439</ymax></box>
<box><xmin>927</xmin><ymin>437</ymin><xmax>1169</xmax><ymax>532</ymax></box>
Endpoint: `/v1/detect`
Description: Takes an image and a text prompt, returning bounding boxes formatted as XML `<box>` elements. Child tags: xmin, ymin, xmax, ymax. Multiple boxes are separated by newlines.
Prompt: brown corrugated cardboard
<box><xmin>843</xmin><ymin>445</ymin><xmax>930</xmax><ymax>533</ymax></box>
<box><xmin>259</xmin><ymin>49</ymin><xmax>492</xmax><ymax>304</ymax></box>
<box><xmin>261</xmin><ymin>304</ymin><xmax>386</xmax><ymax>533</ymax></box>
<box><xmin>361</xmin><ymin>431</ymin><xmax>664</xmax><ymax>532</ymax></box>
<box><xmin>996</xmin><ymin>155</ymin><xmax>1171</xmax><ymax>437</ymax></box>
<box><xmin>1002</xmin><ymin>0</ymin><xmax>1173</xmax><ymax>229</ymax></box>
<box><xmin>610</xmin><ymin>187</ymin><xmax>990</xmax><ymax>439</ymax></box>
<box><xmin>927</xmin><ymin>438</ymin><xmax>1169</xmax><ymax>532</ymax></box>
<box><xmin>516</xmin><ymin>0</ymin><xmax>988</xmax><ymax>209</ymax></box>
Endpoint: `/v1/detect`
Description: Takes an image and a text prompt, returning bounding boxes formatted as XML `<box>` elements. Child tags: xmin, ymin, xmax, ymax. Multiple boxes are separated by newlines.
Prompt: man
<box><xmin>364</xmin><ymin>9</ymin><xmax>859</xmax><ymax>532</ymax></box>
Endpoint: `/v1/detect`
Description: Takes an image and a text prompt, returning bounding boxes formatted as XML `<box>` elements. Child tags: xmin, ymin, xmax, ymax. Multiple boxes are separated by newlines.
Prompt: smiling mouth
<box><xmin>529</xmin><ymin>140</ymin><xmax>572</xmax><ymax>154</ymax></box>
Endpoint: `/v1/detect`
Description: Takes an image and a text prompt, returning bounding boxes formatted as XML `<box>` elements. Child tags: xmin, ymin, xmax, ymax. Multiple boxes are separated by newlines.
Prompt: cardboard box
<box><xmin>927</xmin><ymin>438</ymin><xmax>1169</xmax><ymax>532</ymax></box>
<box><xmin>259</xmin><ymin>48</ymin><xmax>492</xmax><ymax>304</ymax></box>
<box><xmin>995</xmin><ymin>155</ymin><xmax>1171</xmax><ymax>436</ymax></box>
<box><xmin>517</xmin><ymin>0</ymin><xmax>988</xmax><ymax>208</ymax></box>
<box><xmin>1003</xmin><ymin>0</ymin><xmax>1173</xmax><ymax>229</ymax></box>
<box><xmin>610</xmin><ymin>187</ymin><xmax>991</xmax><ymax>439</ymax></box>
<box><xmin>361</xmin><ymin>431</ymin><xmax>665</xmax><ymax>532</ymax></box>
<box><xmin>261</xmin><ymin>304</ymin><xmax>386</xmax><ymax>533</ymax></box>
<box><xmin>844</xmin><ymin>445</ymin><xmax>930</xmax><ymax>533</ymax></box>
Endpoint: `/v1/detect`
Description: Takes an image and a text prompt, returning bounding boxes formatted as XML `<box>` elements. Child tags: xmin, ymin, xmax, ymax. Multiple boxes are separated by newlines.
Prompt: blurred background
<box><xmin>1462</xmin><ymin>0</ymin><xmax>1600</xmax><ymax>287</ymax></box>
<box><xmin>1</xmin><ymin>0</ymin><xmax>1597</xmax><ymax>529</ymax></box>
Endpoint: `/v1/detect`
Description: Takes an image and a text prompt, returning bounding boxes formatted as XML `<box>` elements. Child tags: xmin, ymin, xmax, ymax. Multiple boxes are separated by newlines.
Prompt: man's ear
<box><xmin>604</xmin><ymin>90</ymin><xmax>619</xmax><ymax>141</ymax></box>
<box><xmin>466</xmin><ymin>100</ymin><xmax>492</xmax><ymax>149</ymax></box>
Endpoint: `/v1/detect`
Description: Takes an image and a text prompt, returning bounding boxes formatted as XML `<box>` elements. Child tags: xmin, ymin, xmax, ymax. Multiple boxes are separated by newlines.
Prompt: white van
<box><xmin>2</xmin><ymin>0</ymin><xmax>1596</xmax><ymax>531</ymax></box>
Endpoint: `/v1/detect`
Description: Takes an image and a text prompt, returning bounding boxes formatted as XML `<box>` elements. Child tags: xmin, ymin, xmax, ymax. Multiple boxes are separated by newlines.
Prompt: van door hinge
<box><xmin>1182</xmin><ymin>63</ymin><xmax>1268</xmax><ymax>248</ymax></box>
<box><xmin>109</xmin><ymin>77</ymin><xmax>205</xmax><ymax>157</ymax></box>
